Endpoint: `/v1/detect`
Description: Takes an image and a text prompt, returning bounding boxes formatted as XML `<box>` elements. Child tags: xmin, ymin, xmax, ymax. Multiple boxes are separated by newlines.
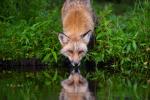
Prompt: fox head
<box><xmin>61</xmin><ymin>70</ymin><xmax>88</xmax><ymax>93</ymax></box>
<box><xmin>59</xmin><ymin>70</ymin><xmax>95</xmax><ymax>100</ymax></box>
<box><xmin>58</xmin><ymin>30</ymin><xmax>92</xmax><ymax>66</ymax></box>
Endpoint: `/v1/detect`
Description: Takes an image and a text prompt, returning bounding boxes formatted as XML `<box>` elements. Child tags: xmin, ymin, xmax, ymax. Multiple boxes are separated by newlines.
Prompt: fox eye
<box><xmin>78</xmin><ymin>50</ymin><xmax>84</xmax><ymax>54</ymax></box>
<box><xmin>68</xmin><ymin>50</ymin><xmax>73</xmax><ymax>54</ymax></box>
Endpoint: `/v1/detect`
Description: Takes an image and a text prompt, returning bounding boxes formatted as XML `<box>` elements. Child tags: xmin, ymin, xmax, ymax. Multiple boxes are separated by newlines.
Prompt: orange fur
<box><xmin>58</xmin><ymin>0</ymin><xmax>95</xmax><ymax>66</ymax></box>
<box><xmin>62</xmin><ymin>0</ymin><xmax>94</xmax><ymax>39</ymax></box>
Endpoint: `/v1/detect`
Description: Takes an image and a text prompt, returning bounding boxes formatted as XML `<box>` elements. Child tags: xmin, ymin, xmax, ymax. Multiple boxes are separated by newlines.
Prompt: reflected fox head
<box><xmin>59</xmin><ymin>70</ymin><xmax>94</xmax><ymax>100</ymax></box>
<box><xmin>61</xmin><ymin>70</ymin><xmax>88</xmax><ymax>93</ymax></box>
<box><xmin>58</xmin><ymin>30</ymin><xmax>92</xmax><ymax>66</ymax></box>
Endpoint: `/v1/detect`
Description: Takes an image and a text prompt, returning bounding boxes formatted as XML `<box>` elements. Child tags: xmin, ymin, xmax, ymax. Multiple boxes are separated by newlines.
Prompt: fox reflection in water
<box><xmin>59</xmin><ymin>69</ymin><xmax>95</xmax><ymax>100</ymax></box>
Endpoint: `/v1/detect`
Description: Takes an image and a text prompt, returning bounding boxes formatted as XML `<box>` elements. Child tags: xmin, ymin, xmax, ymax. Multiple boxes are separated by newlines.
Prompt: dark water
<box><xmin>0</xmin><ymin>58</ymin><xmax>48</xmax><ymax>71</ymax></box>
<box><xmin>1</xmin><ymin>58</ymin><xmax>147</xmax><ymax>100</ymax></box>
<box><xmin>0</xmin><ymin>58</ymin><xmax>98</xmax><ymax>99</ymax></box>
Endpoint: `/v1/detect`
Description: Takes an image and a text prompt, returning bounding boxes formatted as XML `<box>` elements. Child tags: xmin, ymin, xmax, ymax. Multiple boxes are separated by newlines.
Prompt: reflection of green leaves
<box><xmin>45</xmin><ymin>81</ymin><xmax>51</xmax><ymax>86</ymax></box>
<box><xmin>43</xmin><ymin>70</ymin><xmax>59</xmax><ymax>85</ymax></box>
<box><xmin>52</xmin><ymin>70</ymin><xmax>58</xmax><ymax>82</ymax></box>
<box><xmin>133</xmin><ymin>83</ymin><xmax>139</xmax><ymax>99</ymax></box>
<box><xmin>43</xmin><ymin>72</ymin><xmax>50</xmax><ymax>78</ymax></box>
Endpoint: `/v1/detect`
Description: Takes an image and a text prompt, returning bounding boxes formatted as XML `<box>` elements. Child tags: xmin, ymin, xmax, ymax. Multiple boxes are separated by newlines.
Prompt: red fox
<box><xmin>59</xmin><ymin>70</ymin><xmax>95</xmax><ymax>100</ymax></box>
<box><xmin>58</xmin><ymin>0</ymin><xmax>95</xmax><ymax>66</ymax></box>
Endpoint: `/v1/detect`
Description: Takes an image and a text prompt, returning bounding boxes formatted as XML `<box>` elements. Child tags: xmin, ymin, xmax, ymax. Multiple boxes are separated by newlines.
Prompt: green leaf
<box><xmin>51</xmin><ymin>49</ymin><xmax>57</xmax><ymax>62</ymax></box>
<box><xmin>42</xmin><ymin>53</ymin><xmax>50</xmax><ymax>62</ymax></box>
<box><xmin>132</xmin><ymin>40</ymin><xmax>137</xmax><ymax>51</ymax></box>
<box><xmin>127</xmin><ymin>44</ymin><xmax>131</xmax><ymax>53</ymax></box>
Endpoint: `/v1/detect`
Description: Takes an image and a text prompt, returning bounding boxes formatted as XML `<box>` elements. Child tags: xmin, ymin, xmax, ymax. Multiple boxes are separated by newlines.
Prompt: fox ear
<box><xmin>58</xmin><ymin>33</ymin><xmax>70</xmax><ymax>45</ymax></box>
<box><xmin>81</xmin><ymin>30</ymin><xmax>92</xmax><ymax>44</ymax></box>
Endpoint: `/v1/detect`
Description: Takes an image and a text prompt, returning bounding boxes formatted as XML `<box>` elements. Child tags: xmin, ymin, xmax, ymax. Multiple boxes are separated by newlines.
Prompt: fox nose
<box><xmin>74</xmin><ymin>63</ymin><xmax>78</xmax><ymax>67</ymax></box>
<box><xmin>71</xmin><ymin>62</ymin><xmax>80</xmax><ymax>67</ymax></box>
<box><xmin>74</xmin><ymin>67</ymin><xmax>80</xmax><ymax>73</ymax></box>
